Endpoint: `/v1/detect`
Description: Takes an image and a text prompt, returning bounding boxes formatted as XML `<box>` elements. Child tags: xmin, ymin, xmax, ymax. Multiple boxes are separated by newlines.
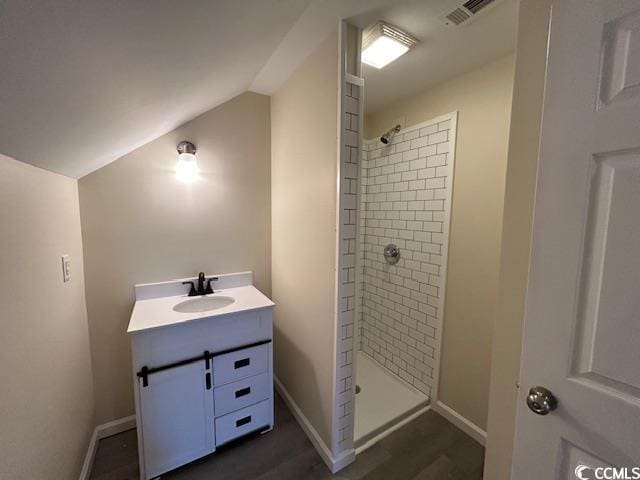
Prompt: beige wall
<box><xmin>365</xmin><ymin>55</ymin><xmax>515</xmax><ymax>429</ymax></box>
<box><xmin>271</xmin><ymin>29</ymin><xmax>339</xmax><ymax>449</ymax></box>
<box><xmin>0</xmin><ymin>154</ymin><xmax>94</xmax><ymax>479</ymax></box>
<box><xmin>484</xmin><ymin>1</ymin><xmax>551</xmax><ymax>478</ymax></box>
<box><xmin>79</xmin><ymin>92</ymin><xmax>271</xmax><ymax>423</ymax></box>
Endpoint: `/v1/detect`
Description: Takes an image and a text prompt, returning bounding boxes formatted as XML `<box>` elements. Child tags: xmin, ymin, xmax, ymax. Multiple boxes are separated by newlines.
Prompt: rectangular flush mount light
<box><xmin>362</xmin><ymin>21</ymin><xmax>418</xmax><ymax>69</ymax></box>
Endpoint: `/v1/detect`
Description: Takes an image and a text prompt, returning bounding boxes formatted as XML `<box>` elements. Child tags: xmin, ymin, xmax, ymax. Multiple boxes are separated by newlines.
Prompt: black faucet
<box><xmin>182</xmin><ymin>272</ymin><xmax>219</xmax><ymax>296</ymax></box>
<box><xmin>205</xmin><ymin>276</ymin><xmax>218</xmax><ymax>294</ymax></box>
<box><xmin>196</xmin><ymin>272</ymin><xmax>207</xmax><ymax>295</ymax></box>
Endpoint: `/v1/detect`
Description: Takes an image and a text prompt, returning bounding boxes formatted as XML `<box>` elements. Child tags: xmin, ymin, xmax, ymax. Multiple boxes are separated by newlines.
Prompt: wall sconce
<box><xmin>176</xmin><ymin>141</ymin><xmax>198</xmax><ymax>183</ymax></box>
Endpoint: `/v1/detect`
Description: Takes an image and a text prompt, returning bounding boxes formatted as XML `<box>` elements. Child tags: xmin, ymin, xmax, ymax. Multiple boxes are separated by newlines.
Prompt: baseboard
<box><xmin>78</xmin><ymin>428</ymin><xmax>99</xmax><ymax>480</ymax></box>
<box><xmin>95</xmin><ymin>415</ymin><xmax>136</xmax><ymax>439</ymax></box>
<box><xmin>274</xmin><ymin>376</ymin><xmax>354</xmax><ymax>473</ymax></box>
<box><xmin>332</xmin><ymin>448</ymin><xmax>356</xmax><ymax>472</ymax></box>
<box><xmin>355</xmin><ymin>404</ymin><xmax>431</xmax><ymax>455</ymax></box>
<box><xmin>78</xmin><ymin>415</ymin><xmax>137</xmax><ymax>480</ymax></box>
<box><xmin>432</xmin><ymin>400</ymin><xmax>486</xmax><ymax>446</ymax></box>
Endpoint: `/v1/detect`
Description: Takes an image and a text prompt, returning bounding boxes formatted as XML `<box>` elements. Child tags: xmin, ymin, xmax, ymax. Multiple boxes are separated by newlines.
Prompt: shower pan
<box><xmin>354</xmin><ymin>351</ymin><xmax>428</xmax><ymax>448</ymax></box>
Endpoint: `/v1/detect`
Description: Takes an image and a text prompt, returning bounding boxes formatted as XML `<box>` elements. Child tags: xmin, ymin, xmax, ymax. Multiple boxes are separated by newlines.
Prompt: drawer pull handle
<box><xmin>234</xmin><ymin>358</ymin><xmax>250</xmax><ymax>369</ymax></box>
<box><xmin>236</xmin><ymin>415</ymin><xmax>252</xmax><ymax>427</ymax></box>
<box><xmin>235</xmin><ymin>387</ymin><xmax>251</xmax><ymax>398</ymax></box>
<box><xmin>205</xmin><ymin>372</ymin><xmax>211</xmax><ymax>390</ymax></box>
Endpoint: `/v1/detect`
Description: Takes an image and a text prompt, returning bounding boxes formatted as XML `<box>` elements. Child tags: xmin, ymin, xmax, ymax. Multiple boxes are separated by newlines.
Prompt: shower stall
<box><xmin>352</xmin><ymin>114</ymin><xmax>457</xmax><ymax>449</ymax></box>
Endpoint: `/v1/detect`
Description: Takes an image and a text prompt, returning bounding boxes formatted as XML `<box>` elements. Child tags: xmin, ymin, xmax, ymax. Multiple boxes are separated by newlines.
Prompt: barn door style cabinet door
<box><xmin>138</xmin><ymin>361</ymin><xmax>215</xmax><ymax>479</ymax></box>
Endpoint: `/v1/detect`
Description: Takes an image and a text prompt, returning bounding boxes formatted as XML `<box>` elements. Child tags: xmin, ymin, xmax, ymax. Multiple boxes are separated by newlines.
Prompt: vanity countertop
<box><xmin>127</xmin><ymin>273</ymin><xmax>274</xmax><ymax>334</ymax></box>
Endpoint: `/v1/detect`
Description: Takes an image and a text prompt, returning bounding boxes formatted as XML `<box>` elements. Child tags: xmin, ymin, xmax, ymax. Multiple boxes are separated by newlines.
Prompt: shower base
<box><xmin>354</xmin><ymin>351</ymin><xmax>430</xmax><ymax>451</ymax></box>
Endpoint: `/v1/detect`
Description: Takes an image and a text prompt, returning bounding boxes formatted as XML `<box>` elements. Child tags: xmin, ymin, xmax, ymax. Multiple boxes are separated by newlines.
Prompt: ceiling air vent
<box><xmin>445</xmin><ymin>8</ymin><xmax>471</xmax><ymax>25</ymax></box>
<box><xmin>441</xmin><ymin>0</ymin><xmax>501</xmax><ymax>26</ymax></box>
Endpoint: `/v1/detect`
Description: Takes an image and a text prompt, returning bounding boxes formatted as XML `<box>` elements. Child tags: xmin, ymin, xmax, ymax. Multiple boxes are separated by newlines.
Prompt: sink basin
<box><xmin>173</xmin><ymin>295</ymin><xmax>235</xmax><ymax>313</ymax></box>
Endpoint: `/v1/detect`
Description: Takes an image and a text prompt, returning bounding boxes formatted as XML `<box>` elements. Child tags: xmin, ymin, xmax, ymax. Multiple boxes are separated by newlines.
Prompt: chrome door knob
<box><xmin>526</xmin><ymin>386</ymin><xmax>558</xmax><ymax>415</ymax></box>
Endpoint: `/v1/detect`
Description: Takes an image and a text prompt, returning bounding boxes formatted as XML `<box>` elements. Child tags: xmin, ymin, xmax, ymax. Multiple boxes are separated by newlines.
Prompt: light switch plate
<box><xmin>61</xmin><ymin>254</ymin><xmax>70</xmax><ymax>282</ymax></box>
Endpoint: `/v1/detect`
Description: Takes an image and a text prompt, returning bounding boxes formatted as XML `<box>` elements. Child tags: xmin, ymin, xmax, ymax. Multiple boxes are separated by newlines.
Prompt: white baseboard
<box><xmin>274</xmin><ymin>376</ymin><xmax>354</xmax><ymax>473</ymax></box>
<box><xmin>78</xmin><ymin>415</ymin><xmax>137</xmax><ymax>480</ymax></box>
<box><xmin>355</xmin><ymin>404</ymin><xmax>431</xmax><ymax>455</ymax></box>
<box><xmin>332</xmin><ymin>448</ymin><xmax>356</xmax><ymax>473</ymax></box>
<box><xmin>432</xmin><ymin>400</ymin><xmax>486</xmax><ymax>446</ymax></box>
<box><xmin>78</xmin><ymin>428</ymin><xmax>99</xmax><ymax>480</ymax></box>
<box><xmin>95</xmin><ymin>415</ymin><xmax>136</xmax><ymax>439</ymax></box>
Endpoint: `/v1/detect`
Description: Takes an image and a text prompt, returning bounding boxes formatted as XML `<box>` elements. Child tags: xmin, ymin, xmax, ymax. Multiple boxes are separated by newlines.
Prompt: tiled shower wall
<box><xmin>358</xmin><ymin>114</ymin><xmax>456</xmax><ymax>398</ymax></box>
<box><xmin>334</xmin><ymin>80</ymin><xmax>361</xmax><ymax>454</ymax></box>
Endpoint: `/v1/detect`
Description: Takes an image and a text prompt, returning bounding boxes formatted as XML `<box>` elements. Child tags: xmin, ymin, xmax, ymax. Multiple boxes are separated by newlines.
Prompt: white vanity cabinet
<box><xmin>128</xmin><ymin>272</ymin><xmax>275</xmax><ymax>480</ymax></box>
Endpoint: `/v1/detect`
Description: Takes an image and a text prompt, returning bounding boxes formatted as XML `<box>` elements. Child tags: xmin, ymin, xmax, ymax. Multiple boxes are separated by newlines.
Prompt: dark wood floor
<box><xmin>90</xmin><ymin>393</ymin><xmax>484</xmax><ymax>480</ymax></box>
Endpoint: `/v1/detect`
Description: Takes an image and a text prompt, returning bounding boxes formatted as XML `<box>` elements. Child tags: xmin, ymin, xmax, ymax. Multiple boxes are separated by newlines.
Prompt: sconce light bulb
<box><xmin>176</xmin><ymin>152</ymin><xmax>198</xmax><ymax>183</ymax></box>
<box><xmin>176</xmin><ymin>141</ymin><xmax>198</xmax><ymax>183</ymax></box>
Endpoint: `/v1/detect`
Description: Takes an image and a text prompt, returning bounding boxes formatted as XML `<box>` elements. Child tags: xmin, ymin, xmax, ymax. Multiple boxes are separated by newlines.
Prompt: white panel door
<box><xmin>512</xmin><ymin>1</ymin><xmax>640</xmax><ymax>478</ymax></box>
<box><xmin>139</xmin><ymin>361</ymin><xmax>214</xmax><ymax>479</ymax></box>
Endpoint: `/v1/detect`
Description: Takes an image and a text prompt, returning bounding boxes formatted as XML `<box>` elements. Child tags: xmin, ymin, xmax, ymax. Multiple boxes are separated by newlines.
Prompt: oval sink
<box><xmin>173</xmin><ymin>296</ymin><xmax>235</xmax><ymax>314</ymax></box>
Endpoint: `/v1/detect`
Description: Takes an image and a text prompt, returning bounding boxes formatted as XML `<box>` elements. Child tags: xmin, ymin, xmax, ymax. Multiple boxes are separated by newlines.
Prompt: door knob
<box><xmin>527</xmin><ymin>386</ymin><xmax>558</xmax><ymax>415</ymax></box>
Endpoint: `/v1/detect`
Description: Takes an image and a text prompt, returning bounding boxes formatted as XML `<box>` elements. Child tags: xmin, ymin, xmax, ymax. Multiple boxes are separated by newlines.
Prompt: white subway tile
<box><xmin>438</xmin><ymin>120</ymin><xmax>450</xmax><ymax>131</ymax></box>
<box><xmin>394</xmin><ymin>162</ymin><xmax>410</xmax><ymax>173</ymax></box>
<box><xmin>409</xmin><ymin>158</ymin><xmax>427</xmax><ymax>170</ymax></box>
<box><xmin>428</xmin><ymin>131</ymin><xmax>447</xmax><ymax>145</ymax></box>
<box><xmin>419</xmin><ymin>124</ymin><xmax>438</xmax><ymax>136</ymax></box>
<box><xmin>388</xmin><ymin>172</ymin><xmax>401</xmax><ymax>183</ymax></box>
<box><xmin>425</xmin><ymin>178</ymin><xmax>445</xmax><ymax>189</ymax></box>
<box><xmin>402</xmin><ymin>149</ymin><xmax>418</xmax><ymax>161</ymax></box>
<box><xmin>404</xmin><ymin>129</ymin><xmax>419</xmax><ymax>140</ymax></box>
<box><xmin>344</xmin><ymin>96</ymin><xmax>358</xmax><ymax>114</ymax></box>
<box><xmin>436</xmin><ymin>142</ymin><xmax>450</xmax><ymax>154</ymax></box>
<box><xmin>400</xmin><ymin>190</ymin><xmax>417</xmax><ymax>201</ymax></box>
<box><xmin>410</xmin><ymin>136</ymin><xmax>429</xmax><ymax>149</ymax></box>
<box><xmin>416</xmin><ymin>190</ymin><xmax>435</xmax><ymax>201</ymax></box>
<box><xmin>418</xmin><ymin>145</ymin><xmax>437</xmax><ymax>157</ymax></box>
<box><xmin>409</xmin><ymin>179</ymin><xmax>426</xmax><ymax>191</ymax></box>
<box><xmin>395</xmin><ymin>140</ymin><xmax>411</xmax><ymax>152</ymax></box>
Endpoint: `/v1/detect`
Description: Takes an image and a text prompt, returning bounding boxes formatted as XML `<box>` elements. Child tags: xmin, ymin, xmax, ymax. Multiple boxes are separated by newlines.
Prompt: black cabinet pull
<box><xmin>136</xmin><ymin>339</ymin><xmax>271</xmax><ymax>387</ymax></box>
<box><xmin>205</xmin><ymin>372</ymin><xmax>211</xmax><ymax>390</ymax></box>
<box><xmin>236</xmin><ymin>415</ymin><xmax>252</xmax><ymax>427</ymax></box>
<box><xmin>234</xmin><ymin>358</ymin><xmax>250</xmax><ymax>369</ymax></box>
<box><xmin>140</xmin><ymin>366</ymin><xmax>149</xmax><ymax>387</ymax></box>
<box><xmin>235</xmin><ymin>387</ymin><xmax>251</xmax><ymax>398</ymax></box>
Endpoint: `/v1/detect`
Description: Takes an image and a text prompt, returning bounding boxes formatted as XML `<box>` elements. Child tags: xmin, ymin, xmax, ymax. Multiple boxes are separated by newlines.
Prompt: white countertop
<box><xmin>127</xmin><ymin>285</ymin><xmax>275</xmax><ymax>334</ymax></box>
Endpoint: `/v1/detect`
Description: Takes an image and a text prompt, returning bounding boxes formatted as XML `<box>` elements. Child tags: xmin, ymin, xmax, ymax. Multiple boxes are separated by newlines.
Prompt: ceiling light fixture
<box><xmin>176</xmin><ymin>141</ymin><xmax>198</xmax><ymax>183</ymax></box>
<box><xmin>361</xmin><ymin>21</ymin><xmax>418</xmax><ymax>69</ymax></box>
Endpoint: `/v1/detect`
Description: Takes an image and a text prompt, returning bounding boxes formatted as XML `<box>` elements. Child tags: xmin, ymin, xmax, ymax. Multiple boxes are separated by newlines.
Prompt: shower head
<box><xmin>380</xmin><ymin>124</ymin><xmax>401</xmax><ymax>144</ymax></box>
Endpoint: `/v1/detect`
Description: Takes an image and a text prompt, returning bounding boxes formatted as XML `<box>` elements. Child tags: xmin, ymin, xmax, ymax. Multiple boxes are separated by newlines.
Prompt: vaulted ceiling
<box><xmin>0</xmin><ymin>0</ymin><xmax>517</xmax><ymax>178</ymax></box>
<box><xmin>0</xmin><ymin>0</ymin><xmax>312</xmax><ymax>177</ymax></box>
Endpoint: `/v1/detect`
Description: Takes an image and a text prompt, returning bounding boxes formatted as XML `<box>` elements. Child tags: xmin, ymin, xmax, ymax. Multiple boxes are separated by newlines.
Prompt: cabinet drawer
<box><xmin>214</xmin><ymin>399</ymin><xmax>272</xmax><ymax>446</ymax></box>
<box><xmin>214</xmin><ymin>372</ymin><xmax>271</xmax><ymax>417</ymax></box>
<box><xmin>213</xmin><ymin>343</ymin><xmax>268</xmax><ymax>386</ymax></box>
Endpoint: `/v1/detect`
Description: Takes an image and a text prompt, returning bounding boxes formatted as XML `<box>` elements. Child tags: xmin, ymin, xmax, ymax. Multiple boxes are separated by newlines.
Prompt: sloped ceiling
<box><xmin>0</xmin><ymin>0</ymin><xmax>515</xmax><ymax>178</ymax></box>
<box><xmin>0</xmin><ymin>0</ymin><xmax>312</xmax><ymax>178</ymax></box>
<box><xmin>250</xmin><ymin>0</ymin><xmax>404</xmax><ymax>95</ymax></box>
